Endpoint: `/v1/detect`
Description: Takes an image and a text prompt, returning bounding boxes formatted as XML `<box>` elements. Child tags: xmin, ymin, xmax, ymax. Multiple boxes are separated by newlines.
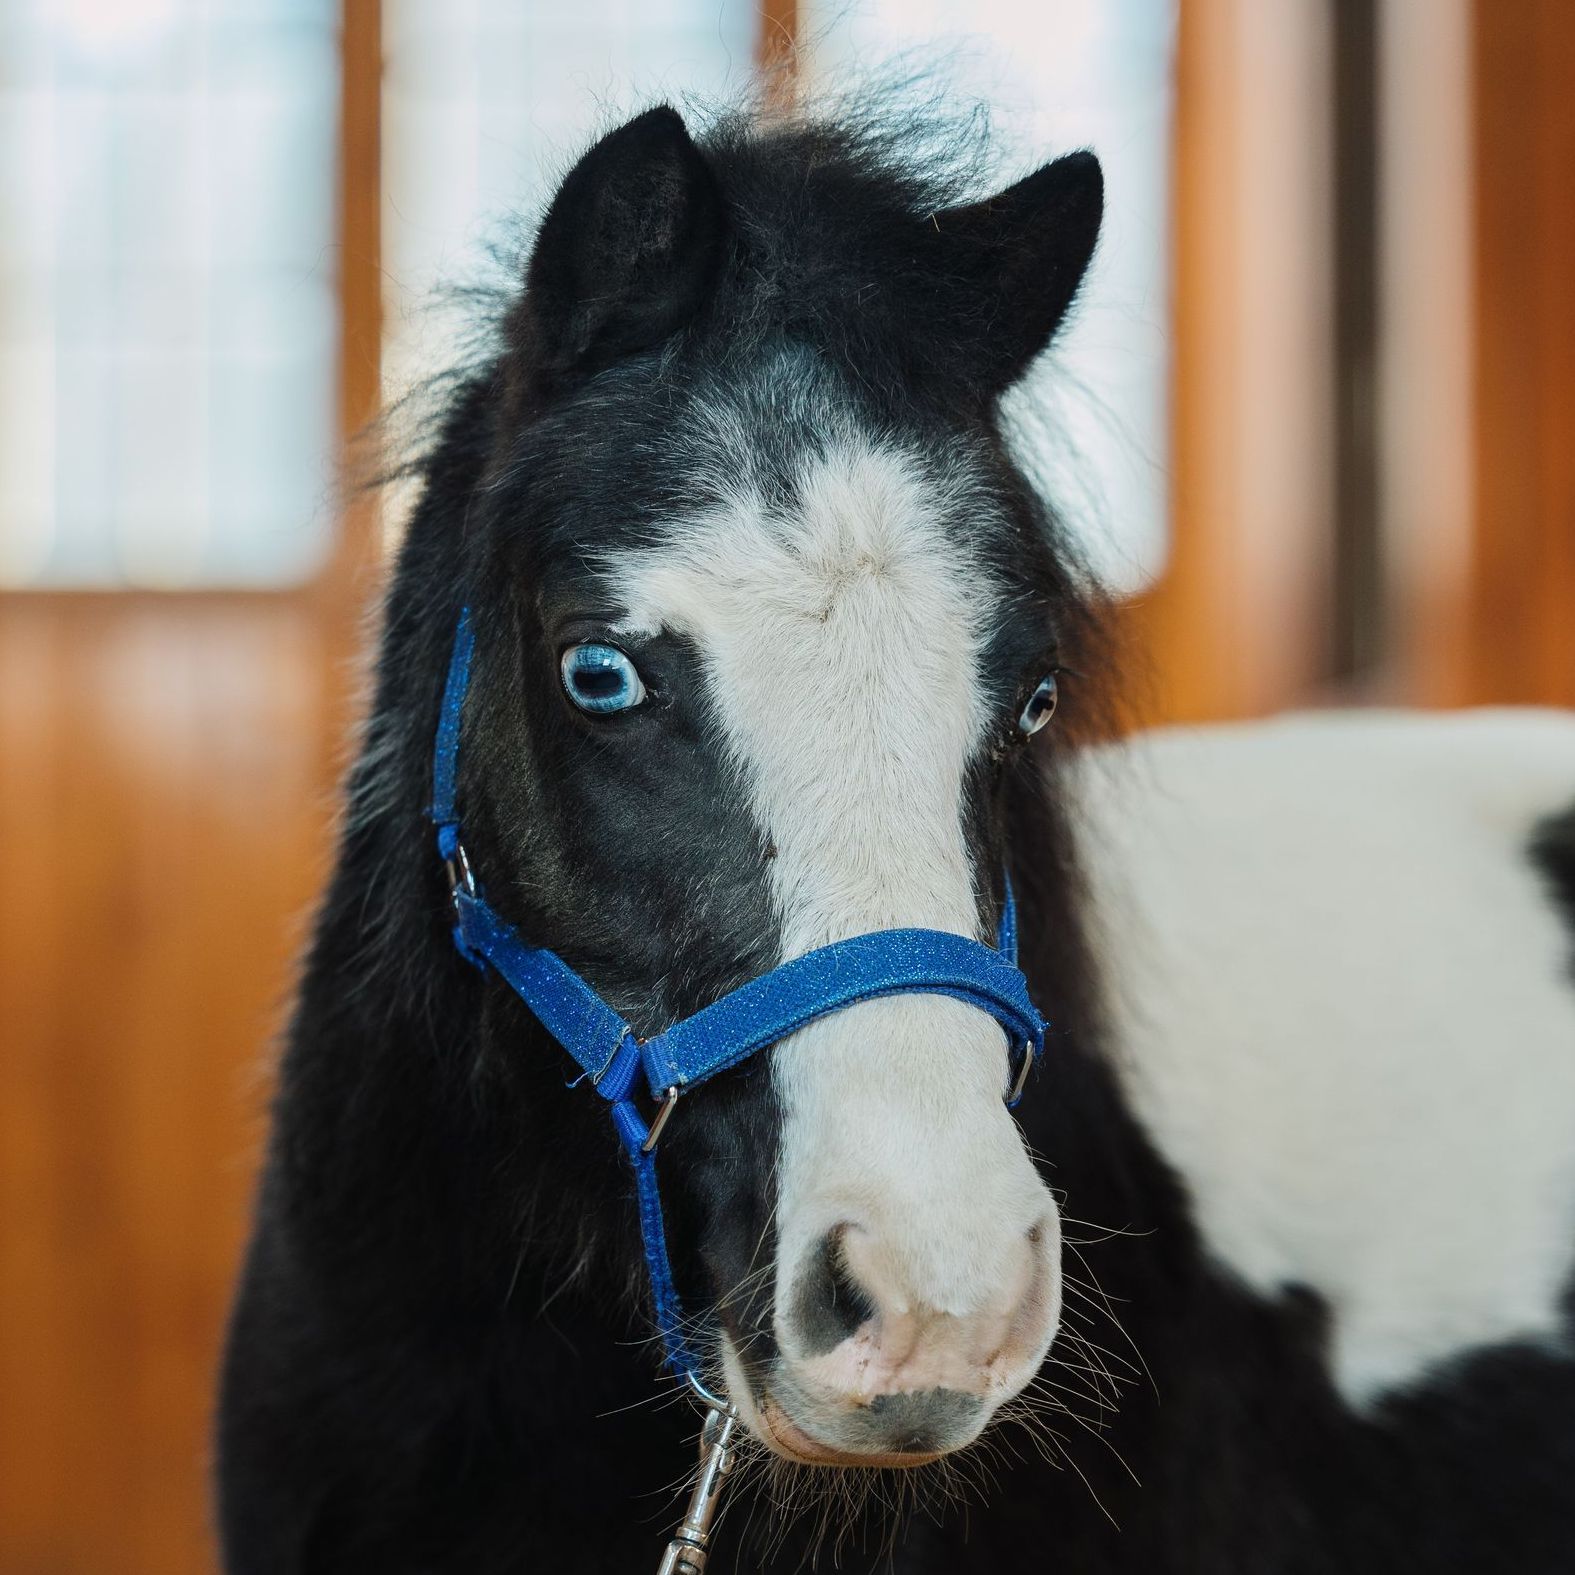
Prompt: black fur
<box><xmin>216</xmin><ymin>101</ymin><xmax>1575</xmax><ymax>1573</ymax></box>
<box><xmin>1531</xmin><ymin>798</ymin><xmax>1575</xmax><ymax>981</ymax></box>
<box><xmin>518</xmin><ymin>107</ymin><xmax>727</xmax><ymax>395</ymax></box>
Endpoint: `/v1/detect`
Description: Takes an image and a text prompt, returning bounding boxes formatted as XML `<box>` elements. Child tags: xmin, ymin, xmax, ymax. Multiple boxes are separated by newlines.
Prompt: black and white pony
<box><xmin>217</xmin><ymin>101</ymin><xmax>1575</xmax><ymax>1573</ymax></box>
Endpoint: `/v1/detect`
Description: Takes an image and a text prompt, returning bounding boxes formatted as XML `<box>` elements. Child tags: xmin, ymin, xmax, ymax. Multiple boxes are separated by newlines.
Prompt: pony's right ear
<box><xmin>931</xmin><ymin>150</ymin><xmax>1104</xmax><ymax>394</ymax></box>
<box><xmin>515</xmin><ymin>107</ymin><xmax>726</xmax><ymax>391</ymax></box>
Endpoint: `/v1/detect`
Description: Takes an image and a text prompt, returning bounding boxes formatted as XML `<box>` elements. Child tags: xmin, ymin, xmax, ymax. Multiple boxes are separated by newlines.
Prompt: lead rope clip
<box><xmin>656</xmin><ymin>1376</ymin><xmax>740</xmax><ymax>1575</ymax></box>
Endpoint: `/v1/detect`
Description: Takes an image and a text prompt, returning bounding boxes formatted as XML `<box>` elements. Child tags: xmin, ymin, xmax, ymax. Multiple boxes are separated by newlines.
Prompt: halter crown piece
<box><xmin>428</xmin><ymin>607</ymin><xmax>1049</xmax><ymax>1382</ymax></box>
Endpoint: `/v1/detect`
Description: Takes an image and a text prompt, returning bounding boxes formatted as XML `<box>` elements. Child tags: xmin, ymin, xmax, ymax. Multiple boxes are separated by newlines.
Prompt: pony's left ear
<box><xmin>516</xmin><ymin>106</ymin><xmax>726</xmax><ymax>391</ymax></box>
<box><xmin>933</xmin><ymin>150</ymin><xmax>1104</xmax><ymax>393</ymax></box>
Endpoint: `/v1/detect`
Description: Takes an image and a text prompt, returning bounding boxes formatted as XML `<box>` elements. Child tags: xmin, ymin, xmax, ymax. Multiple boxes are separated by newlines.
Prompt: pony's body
<box><xmin>216</xmin><ymin>101</ymin><xmax>1575</xmax><ymax>1573</ymax></box>
<box><xmin>1079</xmin><ymin>710</ymin><xmax>1575</xmax><ymax>1411</ymax></box>
<box><xmin>925</xmin><ymin>713</ymin><xmax>1575</xmax><ymax>1573</ymax></box>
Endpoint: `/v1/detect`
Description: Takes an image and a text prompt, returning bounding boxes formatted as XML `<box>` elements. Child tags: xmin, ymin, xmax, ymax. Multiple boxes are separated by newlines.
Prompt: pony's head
<box><xmin>413</xmin><ymin>103</ymin><xmax>1102</xmax><ymax>1467</ymax></box>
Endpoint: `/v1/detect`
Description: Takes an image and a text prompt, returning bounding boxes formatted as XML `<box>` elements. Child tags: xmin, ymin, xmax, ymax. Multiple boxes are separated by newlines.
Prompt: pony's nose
<box><xmin>758</xmin><ymin>1385</ymin><xmax>987</xmax><ymax>1463</ymax></box>
<box><xmin>771</xmin><ymin>1216</ymin><xmax>1056</xmax><ymax>1457</ymax></box>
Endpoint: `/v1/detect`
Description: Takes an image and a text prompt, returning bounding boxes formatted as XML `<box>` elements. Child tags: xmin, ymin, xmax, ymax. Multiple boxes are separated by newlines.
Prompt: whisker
<box><xmin>1062</xmin><ymin>1243</ymin><xmax>1158</xmax><ymax>1397</ymax></box>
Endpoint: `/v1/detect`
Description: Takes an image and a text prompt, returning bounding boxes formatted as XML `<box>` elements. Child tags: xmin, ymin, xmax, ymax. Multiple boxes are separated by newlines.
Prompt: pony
<box><xmin>216</xmin><ymin>99</ymin><xmax>1575</xmax><ymax>1573</ymax></box>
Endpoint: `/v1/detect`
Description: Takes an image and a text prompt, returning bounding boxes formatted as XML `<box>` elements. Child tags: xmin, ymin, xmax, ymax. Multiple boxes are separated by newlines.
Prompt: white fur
<box><xmin>1071</xmin><ymin>709</ymin><xmax>1575</xmax><ymax>1406</ymax></box>
<box><xmin>608</xmin><ymin>430</ymin><xmax>1058</xmax><ymax>1396</ymax></box>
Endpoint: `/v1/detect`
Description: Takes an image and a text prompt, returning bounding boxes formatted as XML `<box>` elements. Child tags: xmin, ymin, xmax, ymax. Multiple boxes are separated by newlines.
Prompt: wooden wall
<box><xmin>0</xmin><ymin>601</ymin><xmax>338</xmax><ymax>1574</ymax></box>
<box><xmin>1130</xmin><ymin>0</ymin><xmax>1337</xmax><ymax>724</ymax></box>
<box><xmin>1142</xmin><ymin>0</ymin><xmax>1575</xmax><ymax>719</ymax></box>
<box><xmin>1462</xmin><ymin>0</ymin><xmax>1575</xmax><ymax>708</ymax></box>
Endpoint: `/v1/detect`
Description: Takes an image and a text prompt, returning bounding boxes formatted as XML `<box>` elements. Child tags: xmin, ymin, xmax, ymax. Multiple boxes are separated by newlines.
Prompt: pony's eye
<box><xmin>560</xmin><ymin>643</ymin><xmax>646</xmax><ymax>715</ymax></box>
<box><xmin>1017</xmin><ymin>672</ymin><xmax>1059</xmax><ymax>735</ymax></box>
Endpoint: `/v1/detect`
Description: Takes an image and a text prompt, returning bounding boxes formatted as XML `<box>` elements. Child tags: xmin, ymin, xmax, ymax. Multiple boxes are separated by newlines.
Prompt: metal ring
<box><xmin>641</xmin><ymin>1086</ymin><xmax>681</xmax><ymax>1154</ymax></box>
<box><xmin>684</xmin><ymin>1371</ymin><xmax>738</xmax><ymax>1418</ymax></box>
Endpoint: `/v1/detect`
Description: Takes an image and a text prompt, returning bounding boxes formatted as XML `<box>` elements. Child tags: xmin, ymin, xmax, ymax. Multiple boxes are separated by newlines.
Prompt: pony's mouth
<box><xmin>753</xmin><ymin>1394</ymin><xmax>945</xmax><ymax>1469</ymax></box>
<box><xmin>721</xmin><ymin>1333</ymin><xmax>981</xmax><ymax>1467</ymax></box>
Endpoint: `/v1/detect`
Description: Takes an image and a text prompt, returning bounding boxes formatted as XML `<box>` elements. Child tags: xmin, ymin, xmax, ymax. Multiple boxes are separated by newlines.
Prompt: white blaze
<box><xmin>609</xmin><ymin>431</ymin><xmax>1056</xmax><ymax>1349</ymax></box>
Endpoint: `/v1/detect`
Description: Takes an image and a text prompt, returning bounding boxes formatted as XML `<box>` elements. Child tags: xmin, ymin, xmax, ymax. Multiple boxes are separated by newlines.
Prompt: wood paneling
<box><xmin>1464</xmin><ymin>0</ymin><xmax>1575</xmax><ymax>707</ymax></box>
<box><xmin>758</xmin><ymin>0</ymin><xmax>798</xmax><ymax>76</ymax></box>
<box><xmin>1375</xmin><ymin>0</ymin><xmax>1474</xmax><ymax>709</ymax></box>
<box><xmin>1124</xmin><ymin>0</ymin><xmax>1336</xmax><ymax>726</ymax></box>
<box><xmin>0</xmin><ymin>602</ymin><xmax>337</xmax><ymax>1575</ymax></box>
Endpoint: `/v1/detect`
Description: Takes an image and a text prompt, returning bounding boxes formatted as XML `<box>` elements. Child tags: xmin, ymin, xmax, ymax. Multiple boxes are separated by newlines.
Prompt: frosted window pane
<box><xmin>802</xmin><ymin>0</ymin><xmax>1174</xmax><ymax>591</ymax></box>
<box><xmin>0</xmin><ymin>0</ymin><xmax>338</xmax><ymax>588</ymax></box>
<box><xmin>381</xmin><ymin>0</ymin><xmax>757</xmax><ymax>489</ymax></box>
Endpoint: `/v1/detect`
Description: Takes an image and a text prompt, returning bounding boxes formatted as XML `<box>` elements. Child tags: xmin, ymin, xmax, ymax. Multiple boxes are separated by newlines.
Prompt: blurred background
<box><xmin>0</xmin><ymin>1</ymin><xmax>1570</xmax><ymax>1569</ymax></box>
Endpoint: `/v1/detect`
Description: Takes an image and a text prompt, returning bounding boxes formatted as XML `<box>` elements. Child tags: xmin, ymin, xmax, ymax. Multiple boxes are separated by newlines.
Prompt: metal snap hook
<box><xmin>657</xmin><ymin>1375</ymin><xmax>740</xmax><ymax>1574</ymax></box>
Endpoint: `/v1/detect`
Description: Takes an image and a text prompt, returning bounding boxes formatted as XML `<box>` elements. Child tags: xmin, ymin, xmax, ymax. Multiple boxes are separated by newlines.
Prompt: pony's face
<box><xmin>461</xmin><ymin>106</ymin><xmax>1102</xmax><ymax>1466</ymax></box>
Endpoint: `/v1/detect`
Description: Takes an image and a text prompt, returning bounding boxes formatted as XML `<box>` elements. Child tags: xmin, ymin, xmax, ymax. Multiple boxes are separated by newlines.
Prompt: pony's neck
<box><xmin>1005</xmin><ymin>755</ymin><xmax>1190</xmax><ymax>1277</ymax></box>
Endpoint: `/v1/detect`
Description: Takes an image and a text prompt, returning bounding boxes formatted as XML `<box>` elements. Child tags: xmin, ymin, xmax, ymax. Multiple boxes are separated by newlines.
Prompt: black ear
<box><xmin>933</xmin><ymin>150</ymin><xmax>1103</xmax><ymax>393</ymax></box>
<box><xmin>520</xmin><ymin>107</ymin><xmax>726</xmax><ymax>388</ymax></box>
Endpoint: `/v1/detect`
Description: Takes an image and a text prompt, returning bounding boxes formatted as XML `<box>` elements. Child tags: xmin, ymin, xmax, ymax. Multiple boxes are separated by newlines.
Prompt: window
<box><xmin>381</xmin><ymin>0</ymin><xmax>757</xmax><ymax>484</ymax></box>
<box><xmin>803</xmin><ymin>0</ymin><xmax>1174</xmax><ymax>591</ymax></box>
<box><xmin>0</xmin><ymin>0</ymin><xmax>338</xmax><ymax>588</ymax></box>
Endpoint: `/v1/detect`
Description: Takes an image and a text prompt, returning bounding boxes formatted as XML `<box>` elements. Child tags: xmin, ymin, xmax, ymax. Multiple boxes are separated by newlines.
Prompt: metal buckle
<box><xmin>642</xmin><ymin>1086</ymin><xmax>680</xmax><ymax>1154</ymax></box>
<box><xmin>443</xmin><ymin>842</ymin><xmax>476</xmax><ymax>903</ymax></box>
<box><xmin>1006</xmin><ymin>1040</ymin><xmax>1034</xmax><ymax>1108</ymax></box>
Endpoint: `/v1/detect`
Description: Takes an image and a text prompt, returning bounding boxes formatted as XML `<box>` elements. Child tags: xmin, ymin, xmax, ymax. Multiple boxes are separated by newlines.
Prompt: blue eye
<box><xmin>560</xmin><ymin>643</ymin><xmax>647</xmax><ymax>715</ymax></box>
<box><xmin>1018</xmin><ymin>672</ymin><xmax>1059</xmax><ymax>735</ymax></box>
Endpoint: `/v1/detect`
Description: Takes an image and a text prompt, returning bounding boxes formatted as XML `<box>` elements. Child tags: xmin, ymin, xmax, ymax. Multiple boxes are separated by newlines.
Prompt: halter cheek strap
<box><xmin>429</xmin><ymin>607</ymin><xmax>1048</xmax><ymax>1378</ymax></box>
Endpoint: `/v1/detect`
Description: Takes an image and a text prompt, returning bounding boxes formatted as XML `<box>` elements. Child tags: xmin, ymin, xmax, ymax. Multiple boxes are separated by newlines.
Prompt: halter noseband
<box><xmin>429</xmin><ymin>607</ymin><xmax>1048</xmax><ymax>1380</ymax></box>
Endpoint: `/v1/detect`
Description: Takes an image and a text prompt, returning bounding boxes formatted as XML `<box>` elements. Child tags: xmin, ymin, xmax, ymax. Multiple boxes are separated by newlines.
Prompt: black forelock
<box><xmin>678</xmin><ymin>108</ymin><xmax>992</xmax><ymax>400</ymax></box>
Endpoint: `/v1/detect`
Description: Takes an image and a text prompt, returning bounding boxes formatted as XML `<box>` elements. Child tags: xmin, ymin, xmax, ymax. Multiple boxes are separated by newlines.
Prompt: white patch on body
<box><xmin>608</xmin><ymin>428</ymin><xmax>1058</xmax><ymax>1397</ymax></box>
<box><xmin>1071</xmin><ymin>709</ymin><xmax>1575</xmax><ymax>1406</ymax></box>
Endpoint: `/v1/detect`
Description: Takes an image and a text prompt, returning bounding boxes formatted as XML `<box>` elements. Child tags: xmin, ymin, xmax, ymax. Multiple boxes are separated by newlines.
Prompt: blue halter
<box><xmin>430</xmin><ymin>608</ymin><xmax>1048</xmax><ymax>1377</ymax></box>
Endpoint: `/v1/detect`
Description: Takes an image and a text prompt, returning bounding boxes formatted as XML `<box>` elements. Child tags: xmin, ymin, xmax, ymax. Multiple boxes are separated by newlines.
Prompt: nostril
<box><xmin>791</xmin><ymin>1225</ymin><xmax>878</xmax><ymax>1357</ymax></box>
